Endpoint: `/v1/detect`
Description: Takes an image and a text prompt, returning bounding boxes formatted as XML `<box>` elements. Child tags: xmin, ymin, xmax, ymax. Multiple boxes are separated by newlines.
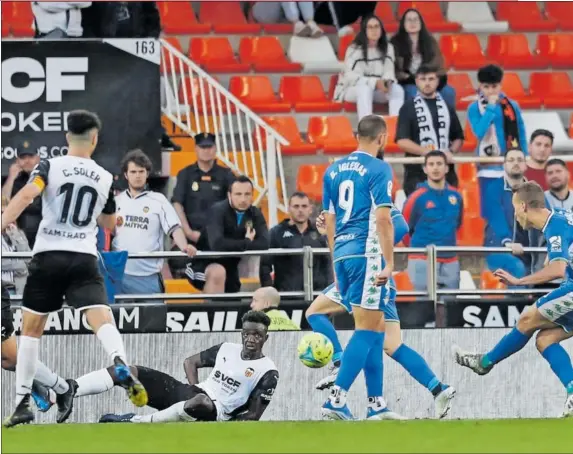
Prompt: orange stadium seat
<box><xmin>536</xmin><ymin>33</ymin><xmax>573</xmax><ymax>69</ymax></box>
<box><xmin>160</xmin><ymin>37</ymin><xmax>183</xmax><ymax>74</ymax></box>
<box><xmin>374</xmin><ymin>2</ymin><xmax>399</xmax><ymax>33</ymax></box>
<box><xmin>440</xmin><ymin>34</ymin><xmax>488</xmax><ymax>70</ymax></box>
<box><xmin>496</xmin><ymin>3</ymin><xmax>557</xmax><ymax>32</ymax></box>
<box><xmin>199</xmin><ymin>1</ymin><xmax>261</xmax><ymax>34</ymax></box>
<box><xmin>502</xmin><ymin>72</ymin><xmax>542</xmax><ymax>109</ymax></box>
<box><xmin>279</xmin><ymin>76</ymin><xmax>342</xmax><ymax>113</ymax></box>
<box><xmin>457</xmin><ymin>215</ymin><xmax>485</xmax><ymax>247</ymax></box>
<box><xmin>462</xmin><ymin>121</ymin><xmax>478</xmax><ymax>153</ymax></box>
<box><xmin>447</xmin><ymin>73</ymin><xmax>476</xmax><ymax>110</ymax></box>
<box><xmin>457</xmin><ymin>163</ymin><xmax>477</xmax><ymax>186</ymax></box>
<box><xmin>2</xmin><ymin>22</ymin><xmax>9</xmax><ymax>37</ymax></box>
<box><xmin>486</xmin><ymin>34</ymin><xmax>547</xmax><ymax>69</ymax></box>
<box><xmin>178</xmin><ymin>76</ymin><xmax>225</xmax><ymax>113</ymax></box>
<box><xmin>397</xmin><ymin>2</ymin><xmax>461</xmax><ymax>32</ymax></box>
<box><xmin>382</xmin><ymin>116</ymin><xmax>401</xmax><ymax>153</ymax></box>
<box><xmin>190</xmin><ymin>37</ymin><xmax>250</xmax><ymax>73</ymax></box>
<box><xmin>394</xmin><ymin>271</ymin><xmax>414</xmax><ymax>303</ymax></box>
<box><xmin>229</xmin><ymin>76</ymin><xmax>291</xmax><ymax>113</ymax></box>
<box><xmin>338</xmin><ymin>34</ymin><xmax>355</xmax><ymax>60</ymax></box>
<box><xmin>8</xmin><ymin>0</ymin><xmax>33</xmax><ymax>37</ymax></box>
<box><xmin>296</xmin><ymin>163</ymin><xmax>329</xmax><ymax>202</ymax></box>
<box><xmin>307</xmin><ymin>116</ymin><xmax>357</xmax><ymax>154</ymax></box>
<box><xmin>157</xmin><ymin>1</ymin><xmax>211</xmax><ymax>34</ymax></box>
<box><xmin>570</xmin><ymin>114</ymin><xmax>573</xmax><ymax>139</ymax></box>
<box><xmin>544</xmin><ymin>2</ymin><xmax>573</xmax><ymax>31</ymax></box>
<box><xmin>459</xmin><ymin>183</ymin><xmax>481</xmax><ymax>216</ymax></box>
<box><xmin>239</xmin><ymin>37</ymin><xmax>302</xmax><ymax>73</ymax></box>
<box><xmin>260</xmin><ymin>116</ymin><xmax>318</xmax><ymax>155</ymax></box>
<box><xmin>529</xmin><ymin>72</ymin><xmax>573</xmax><ymax>109</ymax></box>
<box><xmin>480</xmin><ymin>270</ymin><xmax>505</xmax><ymax>290</ymax></box>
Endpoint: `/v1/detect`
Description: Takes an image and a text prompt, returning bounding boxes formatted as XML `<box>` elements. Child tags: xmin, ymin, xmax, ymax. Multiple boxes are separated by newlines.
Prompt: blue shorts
<box><xmin>536</xmin><ymin>282</ymin><xmax>573</xmax><ymax>332</ymax></box>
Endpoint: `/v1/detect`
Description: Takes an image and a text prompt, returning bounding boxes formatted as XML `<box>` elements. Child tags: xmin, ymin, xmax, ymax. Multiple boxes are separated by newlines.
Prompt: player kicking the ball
<box><xmin>72</xmin><ymin>311</ymin><xmax>279</xmax><ymax>423</ymax></box>
<box><xmin>454</xmin><ymin>182</ymin><xmax>573</xmax><ymax>417</ymax></box>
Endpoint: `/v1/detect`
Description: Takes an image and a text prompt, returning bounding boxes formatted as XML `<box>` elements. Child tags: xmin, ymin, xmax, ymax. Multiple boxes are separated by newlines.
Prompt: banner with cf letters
<box><xmin>1</xmin><ymin>39</ymin><xmax>162</xmax><ymax>177</ymax></box>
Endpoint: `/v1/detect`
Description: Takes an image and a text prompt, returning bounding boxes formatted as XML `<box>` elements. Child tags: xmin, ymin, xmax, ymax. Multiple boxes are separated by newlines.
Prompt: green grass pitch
<box><xmin>2</xmin><ymin>419</ymin><xmax>572</xmax><ymax>453</ymax></box>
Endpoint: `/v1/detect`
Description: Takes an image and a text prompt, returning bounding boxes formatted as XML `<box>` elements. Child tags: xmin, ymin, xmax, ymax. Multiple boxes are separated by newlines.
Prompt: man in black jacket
<box><xmin>81</xmin><ymin>1</ymin><xmax>160</xmax><ymax>38</ymax></box>
<box><xmin>260</xmin><ymin>192</ymin><xmax>331</xmax><ymax>292</ymax></box>
<box><xmin>187</xmin><ymin>176</ymin><xmax>269</xmax><ymax>294</ymax></box>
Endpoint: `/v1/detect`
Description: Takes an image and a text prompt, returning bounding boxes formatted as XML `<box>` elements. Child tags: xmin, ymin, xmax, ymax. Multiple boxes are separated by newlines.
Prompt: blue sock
<box><xmin>334</xmin><ymin>330</ymin><xmax>379</xmax><ymax>392</ymax></box>
<box><xmin>391</xmin><ymin>344</ymin><xmax>442</xmax><ymax>395</ymax></box>
<box><xmin>307</xmin><ymin>314</ymin><xmax>343</xmax><ymax>365</ymax></box>
<box><xmin>483</xmin><ymin>327</ymin><xmax>531</xmax><ymax>367</ymax></box>
<box><xmin>541</xmin><ymin>343</ymin><xmax>573</xmax><ymax>393</ymax></box>
<box><xmin>364</xmin><ymin>332</ymin><xmax>385</xmax><ymax>398</ymax></box>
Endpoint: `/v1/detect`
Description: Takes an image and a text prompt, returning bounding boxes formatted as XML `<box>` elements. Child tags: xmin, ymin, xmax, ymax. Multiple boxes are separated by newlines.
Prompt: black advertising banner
<box><xmin>442</xmin><ymin>298</ymin><xmax>532</xmax><ymax>328</ymax></box>
<box><xmin>1</xmin><ymin>39</ymin><xmax>162</xmax><ymax>177</ymax></box>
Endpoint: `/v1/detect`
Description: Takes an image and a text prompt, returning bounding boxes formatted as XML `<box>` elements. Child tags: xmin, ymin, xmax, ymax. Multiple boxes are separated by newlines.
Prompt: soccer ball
<box><xmin>297</xmin><ymin>333</ymin><xmax>334</xmax><ymax>368</ymax></box>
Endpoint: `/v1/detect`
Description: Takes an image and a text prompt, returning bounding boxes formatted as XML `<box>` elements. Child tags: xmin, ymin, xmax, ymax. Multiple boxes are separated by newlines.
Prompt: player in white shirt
<box><xmin>2</xmin><ymin>111</ymin><xmax>148</xmax><ymax>428</ymax></box>
<box><xmin>112</xmin><ymin>149</ymin><xmax>196</xmax><ymax>295</ymax></box>
<box><xmin>72</xmin><ymin>311</ymin><xmax>279</xmax><ymax>423</ymax></box>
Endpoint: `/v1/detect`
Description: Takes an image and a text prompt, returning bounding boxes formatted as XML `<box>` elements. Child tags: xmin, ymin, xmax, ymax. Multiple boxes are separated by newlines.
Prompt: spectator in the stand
<box><xmin>1</xmin><ymin>196</ymin><xmax>30</xmax><ymax>294</ymax></box>
<box><xmin>545</xmin><ymin>159</ymin><xmax>573</xmax><ymax>210</ymax></box>
<box><xmin>250</xmin><ymin>286</ymin><xmax>300</xmax><ymax>331</ymax></box>
<box><xmin>396</xmin><ymin>65</ymin><xmax>462</xmax><ymax>196</ymax></box>
<box><xmin>482</xmin><ymin>148</ymin><xmax>529</xmax><ymax>284</ymax></box>
<box><xmin>1</xmin><ymin>149</ymin><xmax>41</xmax><ymax>248</ymax></box>
<box><xmin>112</xmin><ymin>150</ymin><xmax>196</xmax><ymax>296</ymax></box>
<box><xmin>201</xmin><ymin>176</ymin><xmax>269</xmax><ymax>294</ymax></box>
<box><xmin>403</xmin><ymin>151</ymin><xmax>463</xmax><ymax>291</ymax></box>
<box><xmin>81</xmin><ymin>1</ymin><xmax>160</xmax><ymax>38</ymax></box>
<box><xmin>32</xmin><ymin>1</ymin><xmax>91</xmax><ymax>38</ymax></box>
<box><xmin>391</xmin><ymin>8</ymin><xmax>456</xmax><ymax>108</ymax></box>
<box><xmin>260</xmin><ymin>192</ymin><xmax>332</xmax><ymax>292</ymax></box>
<box><xmin>333</xmin><ymin>14</ymin><xmax>404</xmax><ymax>119</ymax></box>
<box><xmin>525</xmin><ymin>129</ymin><xmax>554</xmax><ymax>190</ymax></box>
<box><xmin>251</xmin><ymin>2</ymin><xmax>323</xmax><ymax>37</ymax></box>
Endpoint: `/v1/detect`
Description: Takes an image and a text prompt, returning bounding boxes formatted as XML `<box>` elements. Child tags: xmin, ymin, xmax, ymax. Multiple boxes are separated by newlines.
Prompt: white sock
<box><xmin>75</xmin><ymin>368</ymin><xmax>115</xmax><ymax>397</ymax></box>
<box><xmin>15</xmin><ymin>336</ymin><xmax>40</xmax><ymax>405</ymax></box>
<box><xmin>132</xmin><ymin>401</ymin><xmax>194</xmax><ymax>423</ymax></box>
<box><xmin>35</xmin><ymin>361</ymin><xmax>69</xmax><ymax>394</ymax></box>
<box><xmin>96</xmin><ymin>323</ymin><xmax>127</xmax><ymax>364</ymax></box>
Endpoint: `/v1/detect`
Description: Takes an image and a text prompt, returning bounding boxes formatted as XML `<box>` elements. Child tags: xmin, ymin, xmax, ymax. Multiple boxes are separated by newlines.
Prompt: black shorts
<box><xmin>22</xmin><ymin>251</ymin><xmax>109</xmax><ymax>314</ymax></box>
<box><xmin>1</xmin><ymin>284</ymin><xmax>14</xmax><ymax>342</ymax></box>
<box><xmin>135</xmin><ymin>366</ymin><xmax>217</xmax><ymax>421</ymax></box>
<box><xmin>185</xmin><ymin>259</ymin><xmax>241</xmax><ymax>293</ymax></box>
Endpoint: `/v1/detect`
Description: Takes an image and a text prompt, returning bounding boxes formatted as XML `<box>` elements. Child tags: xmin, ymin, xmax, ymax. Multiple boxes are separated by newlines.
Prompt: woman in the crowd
<box><xmin>391</xmin><ymin>8</ymin><xmax>456</xmax><ymax>108</ymax></box>
<box><xmin>333</xmin><ymin>14</ymin><xmax>404</xmax><ymax>119</ymax></box>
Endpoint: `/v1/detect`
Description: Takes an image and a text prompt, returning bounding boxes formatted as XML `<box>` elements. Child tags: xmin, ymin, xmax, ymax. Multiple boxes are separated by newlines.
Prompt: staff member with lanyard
<box><xmin>113</xmin><ymin>149</ymin><xmax>196</xmax><ymax>297</ymax></box>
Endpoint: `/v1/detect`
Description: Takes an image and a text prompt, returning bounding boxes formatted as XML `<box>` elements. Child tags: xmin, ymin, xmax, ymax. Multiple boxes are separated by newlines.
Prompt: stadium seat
<box><xmin>8</xmin><ymin>0</ymin><xmax>33</xmax><ymax>37</ymax></box>
<box><xmin>394</xmin><ymin>271</ymin><xmax>414</xmax><ymax>303</ymax></box>
<box><xmin>570</xmin><ymin>114</ymin><xmax>573</xmax><ymax>139</ymax></box>
<box><xmin>178</xmin><ymin>76</ymin><xmax>225</xmax><ymax>114</ymax></box>
<box><xmin>501</xmin><ymin>72</ymin><xmax>542</xmax><ymax>109</ymax></box>
<box><xmin>2</xmin><ymin>22</ymin><xmax>9</xmax><ymax>37</ymax></box>
<box><xmin>307</xmin><ymin>116</ymin><xmax>357</xmax><ymax>154</ymax></box>
<box><xmin>160</xmin><ymin>37</ymin><xmax>184</xmax><ymax>74</ymax></box>
<box><xmin>239</xmin><ymin>37</ymin><xmax>302</xmax><ymax>73</ymax></box>
<box><xmin>446</xmin><ymin>1</ymin><xmax>508</xmax><ymax>34</ymax></box>
<box><xmin>157</xmin><ymin>1</ymin><xmax>211</xmax><ymax>34</ymax></box>
<box><xmin>495</xmin><ymin>3</ymin><xmax>557</xmax><ymax>32</ymax></box>
<box><xmin>189</xmin><ymin>37</ymin><xmax>250</xmax><ymax>73</ymax></box>
<box><xmin>164</xmin><ymin>279</ymin><xmax>204</xmax><ymax>304</ymax></box>
<box><xmin>296</xmin><ymin>163</ymin><xmax>329</xmax><ymax>202</ymax></box>
<box><xmin>199</xmin><ymin>1</ymin><xmax>261</xmax><ymax>34</ymax></box>
<box><xmin>457</xmin><ymin>214</ymin><xmax>485</xmax><ymax>247</ymax></box>
<box><xmin>260</xmin><ymin>116</ymin><xmax>318</xmax><ymax>155</ymax></box>
<box><xmin>459</xmin><ymin>183</ymin><xmax>481</xmax><ymax>216</ymax></box>
<box><xmin>279</xmin><ymin>76</ymin><xmax>342</xmax><ymax>113</ymax></box>
<box><xmin>461</xmin><ymin>121</ymin><xmax>478</xmax><ymax>153</ymax></box>
<box><xmin>544</xmin><ymin>2</ymin><xmax>573</xmax><ymax>31</ymax></box>
<box><xmin>374</xmin><ymin>2</ymin><xmax>399</xmax><ymax>33</ymax></box>
<box><xmin>536</xmin><ymin>34</ymin><xmax>573</xmax><ymax>69</ymax></box>
<box><xmin>382</xmin><ymin>116</ymin><xmax>401</xmax><ymax>154</ymax></box>
<box><xmin>229</xmin><ymin>76</ymin><xmax>291</xmax><ymax>113</ymax></box>
<box><xmin>397</xmin><ymin>2</ymin><xmax>461</xmax><ymax>32</ymax></box>
<box><xmin>338</xmin><ymin>34</ymin><xmax>355</xmax><ymax>61</ymax></box>
<box><xmin>529</xmin><ymin>73</ymin><xmax>573</xmax><ymax>109</ymax></box>
<box><xmin>480</xmin><ymin>270</ymin><xmax>505</xmax><ymax>290</ymax></box>
<box><xmin>447</xmin><ymin>73</ymin><xmax>477</xmax><ymax>109</ymax></box>
<box><xmin>486</xmin><ymin>34</ymin><xmax>547</xmax><ymax>69</ymax></box>
<box><xmin>457</xmin><ymin>163</ymin><xmax>477</xmax><ymax>186</ymax></box>
<box><xmin>440</xmin><ymin>34</ymin><xmax>488</xmax><ymax>70</ymax></box>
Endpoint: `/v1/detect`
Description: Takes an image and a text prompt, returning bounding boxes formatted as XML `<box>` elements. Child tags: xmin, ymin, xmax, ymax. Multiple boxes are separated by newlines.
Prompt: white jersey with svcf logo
<box><xmin>197</xmin><ymin>342</ymin><xmax>277</xmax><ymax>421</ymax></box>
<box><xmin>29</xmin><ymin>156</ymin><xmax>114</xmax><ymax>257</ymax></box>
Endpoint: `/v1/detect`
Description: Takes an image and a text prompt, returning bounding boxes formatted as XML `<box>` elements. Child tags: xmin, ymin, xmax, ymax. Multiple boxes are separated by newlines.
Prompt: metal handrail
<box><xmin>383</xmin><ymin>154</ymin><xmax>573</xmax><ymax>165</ymax></box>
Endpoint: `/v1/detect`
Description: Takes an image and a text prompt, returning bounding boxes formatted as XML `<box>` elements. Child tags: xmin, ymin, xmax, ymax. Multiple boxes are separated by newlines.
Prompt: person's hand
<box><xmin>487</xmin><ymin>94</ymin><xmax>499</xmax><ymax>105</ymax></box>
<box><xmin>493</xmin><ymin>268</ymin><xmax>520</xmax><ymax>286</ymax></box>
<box><xmin>245</xmin><ymin>226</ymin><xmax>256</xmax><ymax>241</ymax></box>
<box><xmin>374</xmin><ymin>265</ymin><xmax>393</xmax><ymax>287</ymax></box>
<box><xmin>8</xmin><ymin>163</ymin><xmax>21</xmax><ymax>180</ymax></box>
<box><xmin>506</xmin><ymin>242</ymin><xmax>524</xmax><ymax>256</ymax></box>
<box><xmin>443</xmin><ymin>150</ymin><xmax>455</xmax><ymax>164</ymax></box>
<box><xmin>376</xmin><ymin>80</ymin><xmax>388</xmax><ymax>93</ymax></box>
<box><xmin>316</xmin><ymin>212</ymin><xmax>326</xmax><ymax>235</ymax></box>
<box><xmin>184</xmin><ymin>244</ymin><xmax>197</xmax><ymax>257</ymax></box>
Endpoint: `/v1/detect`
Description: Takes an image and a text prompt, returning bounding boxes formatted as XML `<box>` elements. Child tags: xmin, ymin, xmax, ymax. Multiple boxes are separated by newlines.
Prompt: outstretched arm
<box><xmin>183</xmin><ymin>344</ymin><xmax>222</xmax><ymax>385</ymax></box>
<box><xmin>230</xmin><ymin>370</ymin><xmax>279</xmax><ymax>421</ymax></box>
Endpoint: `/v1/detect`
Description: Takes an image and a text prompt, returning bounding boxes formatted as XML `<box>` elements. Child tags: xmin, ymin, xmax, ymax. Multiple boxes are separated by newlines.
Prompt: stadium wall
<box><xmin>2</xmin><ymin>329</ymin><xmax>571</xmax><ymax>423</ymax></box>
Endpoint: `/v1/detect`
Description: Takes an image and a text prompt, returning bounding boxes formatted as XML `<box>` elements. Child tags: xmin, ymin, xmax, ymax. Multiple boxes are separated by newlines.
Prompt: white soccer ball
<box><xmin>297</xmin><ymin>333</ymin><xmax>334</xmax><ymax>368</ymax></box>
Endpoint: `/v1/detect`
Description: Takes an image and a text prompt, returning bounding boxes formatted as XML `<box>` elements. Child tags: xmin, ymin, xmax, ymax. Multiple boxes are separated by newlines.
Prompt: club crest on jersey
<box><xmin>116</xmin><ymin>216</ymin><xmax>124</xmax><ymax>227</ymax></box>
<box><xmin>245</xmin><ymin>367</ymin><xmax>255</xmax><ymax>378</ymax></box>
<box><xmin>143</xmin><ymin>206</ymin><xmax>149</xmax><ymax>213</ymax></box>
<box><xmin>449</xmin><ymin>195</ymin><xmax>457</xmax><ymax>205</ymax></box>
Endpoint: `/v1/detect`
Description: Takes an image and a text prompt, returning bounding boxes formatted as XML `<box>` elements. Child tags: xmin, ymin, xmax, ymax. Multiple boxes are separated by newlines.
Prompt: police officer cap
<box><xmin>194</xmin><ymin>132</ymin><xmax>216</xmax><ymax>148</ymax></box>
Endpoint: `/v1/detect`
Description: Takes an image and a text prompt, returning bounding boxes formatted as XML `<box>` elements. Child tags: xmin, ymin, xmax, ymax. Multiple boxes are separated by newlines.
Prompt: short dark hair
<box><xmin>416</xmin><ymin>64</ymin><xmax>439</xmax><ymax>77</ymax></box>
<box><xmin>67</xmin><ymin>110</ymin><xmax>102</xmax><ymax>135</ymax></box>
<box><xmin>424</xmin><ymin>150</ymin><xmax>447</xmax><ymax>165</ymax></box>
<box><xmin>289</xmin><ymin>191</ymin><xmax>308</xmax><ymax>203</ymax></box>
<box><xmin>545</xmin><ymin>158</ymin><xmax>567</xmax><ymax>171</ymax></box>
<box><xmin>357</xmin><ymin>115</ymin><xmax>386</xmax><ymax>142</ymax></box>
<box><xmin>121</xmin><ymin>149</ymin><xmax>152</xmax><ymax>174</ymax></box>
<box><xmin>477</xmin><ymin>64</ymin><xmax>504</xmax><ymax>84</ymax></box>
<box><xmin>530</xmin><ymin>129</ymin><xmax>554</xmax><ymax>145</ymax></box>
<box><xmin>242</xmin><ymin>310</ymin><xmax>271</xmax><ymax>329</ymax></box>
<box><xmin>504</xmin><ymin>148</ymin><xmax>525</xmax><ymax>160</ymax></box>
<box><xmin>229</xmin><ymin>175</ymin><xmax>253</xmax><ymax>193</ymax></box>
<box><xmin>513</xmin><ymin>181</ymin><xmax>546</xmax><ymax>209</ymax></box>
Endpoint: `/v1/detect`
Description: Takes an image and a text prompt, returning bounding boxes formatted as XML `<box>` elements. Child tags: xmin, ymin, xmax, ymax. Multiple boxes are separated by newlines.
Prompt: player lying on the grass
<box><xmin>454</xmin><ymin>181</ymin><xmax>573</xmax><ymax>418</ymax></box>
<box><xmin>71</xmin><ymin>311</ymin><xmax>279</xmax><ymax>423</ymax></box>
<box><xmin>306</xmin><ymin>207</ymin><xmax>455</xmax><ymax>419</ymax></box>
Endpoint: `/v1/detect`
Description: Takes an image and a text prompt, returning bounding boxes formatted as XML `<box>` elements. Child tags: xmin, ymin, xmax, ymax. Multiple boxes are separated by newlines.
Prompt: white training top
<box><xmin>197</xmin><ymin>342</ymin><xmax>277</xmax><ymax>421</ymax></box>
<box><xmin>112</xmin><ymin>190</ymin><xmax>181</xmax><ymax>276</ymax></box>
<box><xmin>30</xmin><ymin>156</ymin><xmax>114</xmax><ymax>257</ymax></box>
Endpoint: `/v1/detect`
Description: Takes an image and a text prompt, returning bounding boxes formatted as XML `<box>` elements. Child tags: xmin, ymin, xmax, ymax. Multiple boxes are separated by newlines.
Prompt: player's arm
<box><xmin>322</xmin><ymin>172</ymin><xmax>336</xmax><ymax>265</ymax></box>
<box><xmin>183</xmin><ymin>343</ymin><xmax>222</xmax><ymax>385</ymax></box>
<box><xmin>513</xmin><ymin>232</ymin><xmax>567</xmax><ymax>286</ymax></box>
<box><xmin>1</xmin><ymin>160</ymin><xmax>48</xmax><ymax>231</ymax></box>
<box><xmin>230</xmin><ymin>370</ymin><xmax>279</xmax><ymax>422</ymax></box>
<box><xmin>97</xmin><ymin>187</ymin><xmax>117</xmax><ymax>231</ymax></box>
<box><xmin>370</xmin><ymin>164</ymin><xmax>394</xmax><ymax>273</ymax></box>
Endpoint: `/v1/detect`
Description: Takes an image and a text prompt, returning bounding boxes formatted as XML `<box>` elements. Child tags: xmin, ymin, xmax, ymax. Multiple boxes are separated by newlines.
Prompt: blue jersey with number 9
<box><xmin>322</xmin><ymin>151</ymin><xmax>393</xmax><ymax>262</ymax></box>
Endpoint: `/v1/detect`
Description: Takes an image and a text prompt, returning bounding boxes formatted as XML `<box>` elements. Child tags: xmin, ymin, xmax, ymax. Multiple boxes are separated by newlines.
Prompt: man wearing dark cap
<box><xmin>1</xmin><ymin>148</ymin><xmax>41</xmax><ymax>247</ymax></box>
<box><xmin>171</xmin><ymin>132</ymin><xmax>235</xmax><ymax>293</ymax></box>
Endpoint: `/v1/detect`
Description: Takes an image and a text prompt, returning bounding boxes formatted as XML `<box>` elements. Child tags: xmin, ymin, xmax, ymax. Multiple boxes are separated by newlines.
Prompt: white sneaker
<box><xmin>294</xmin><ymin>21</ymin><xmax>311</xmax><ymax>37</ymax></box>
<box><xmin>366</xmin><ymin>409</ymin><xmax>408</xmax><ymax>421</ymax></box>
<box><xmin>315</xmin><ymin>363</ymin><xmax>339</xmax><ymax>390</ymax></box>
<box><xmin>562</xmin><ymin>394</ymin><xmax>573</xmax><ymax>418</ymax></box>
<box><xmin>434</xmin><ymin>386</ymin><xmax>456</xmax><ymax>419</ymax></box>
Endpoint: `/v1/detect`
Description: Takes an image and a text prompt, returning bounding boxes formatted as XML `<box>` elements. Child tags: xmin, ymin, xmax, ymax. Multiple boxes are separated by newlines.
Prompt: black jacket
<box><xmin>260</xmin><ymin>219</ymin><xmax>332</xmax><ymax>292</ymax></box>
<box><xmin>11</xmin><ymin>171</ymin><xmax>42</xmax><ymax>248</ymax></box>
<box><xmin>82</xmin><ymin>1</ymin><xmax>161</xmax><ymax>38</ymax></box>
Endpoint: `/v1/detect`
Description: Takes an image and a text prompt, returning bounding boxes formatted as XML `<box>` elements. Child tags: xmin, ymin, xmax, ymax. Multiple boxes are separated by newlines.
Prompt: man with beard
<box><xmin>525</xmin><ymin>130</ymin><xmax>554</xmax><ymax>190</ymax></box>
<box><xmin>403</xmin><ymin>150</ymin><xmax>463</xmax><ymax>291</ymax></box>
<box><xmin>545</xmin><ymin>159</ymin><xmax>573</xmax><ymax>211</ymax></box>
